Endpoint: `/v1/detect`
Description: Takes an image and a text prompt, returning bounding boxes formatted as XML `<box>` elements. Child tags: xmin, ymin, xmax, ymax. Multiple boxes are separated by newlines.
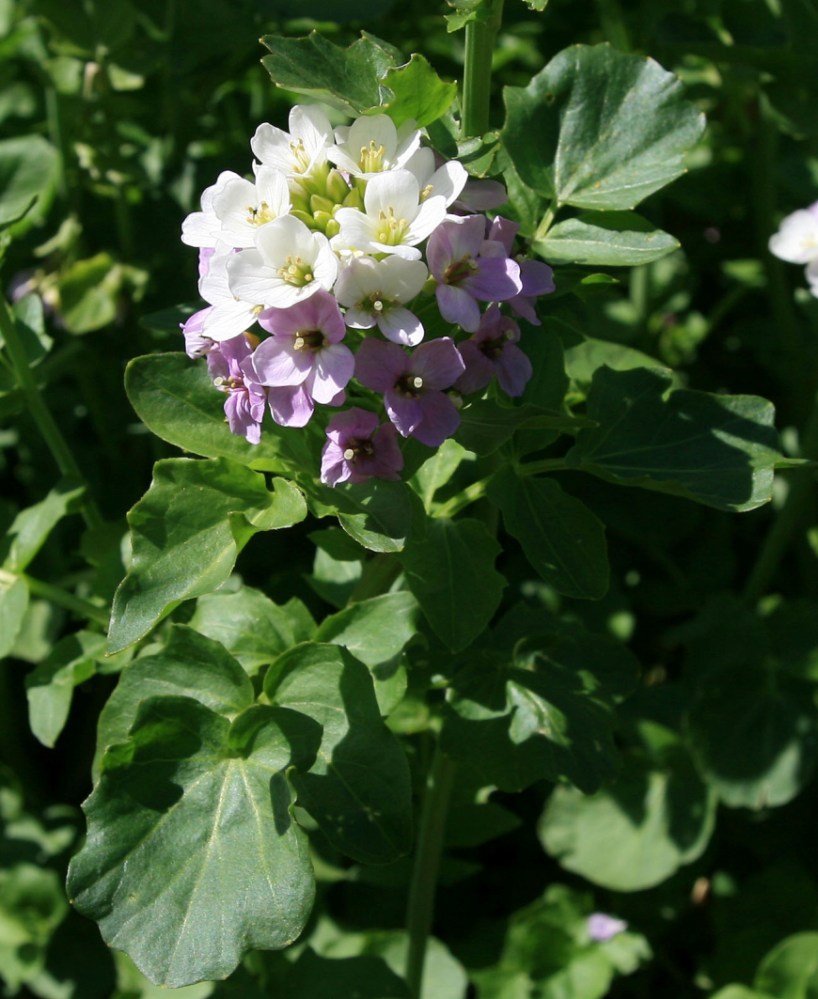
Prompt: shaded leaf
<box><xmin>108</xmin><ymin>459</ymin><xmax>306</xmax><ymax>652</ymax></box>
<box><xmin>399</xmin><ymin>517</ymin><xmax>506</xmax><ymax>653</ymax></box>
<box><xmin>565</xmin><ymin>366</ymin><xmax>784</xmax><ymax>511</ymax></box>
<box><xmin>265</xmin><ymin>643</ymin><xmax>412</xmax><ymax>863</ymax></box>
<box><xmin>536</xmin><ymin>212</ymin><xmax>680</xmax><ymax>266</ymax></box>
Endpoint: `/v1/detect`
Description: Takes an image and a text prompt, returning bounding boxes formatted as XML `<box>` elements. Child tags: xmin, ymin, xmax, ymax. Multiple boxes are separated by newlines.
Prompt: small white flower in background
<box><xmin>769</xmin><ymin>201</ymin><xmax>818</xmax><ymax>297</ymax></box>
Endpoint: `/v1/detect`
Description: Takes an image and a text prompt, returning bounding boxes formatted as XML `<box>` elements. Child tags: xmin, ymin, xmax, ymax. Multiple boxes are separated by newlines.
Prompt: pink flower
<box><xmin>355</xmin><ymin>338</ymin><xmax>465</xmax><ymax>447</ymax></box>
<box><xmin>251</xmin><ymin>292</ymin><xmax>354</xmax><ymax>427</ymax></box>
<box><xmin>486</xmin><ymin>217</ymin><xmax>555</xmax><ymax>325</ymax></box>
<box><xmin>206</xmin><ymin>334</ymin><xmax>267</xmax><ymax>444</ymax></box>
<box><xmin>320</xmin><ymin>408</ymin><xmax>404</xmax><ymax>486</ymax></box>
<box><xmin>455</xmin><ymin>305</ymin><xmax>532</xmax><ymax>397</ymax></box>
<box><xmin>426</xmin><ymin>215</ymin><xmax>522</xmax><ymax>332</ymax></box>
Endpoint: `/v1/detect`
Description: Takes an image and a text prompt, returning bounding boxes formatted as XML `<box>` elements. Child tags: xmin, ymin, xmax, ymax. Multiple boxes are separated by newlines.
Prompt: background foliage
<box><xmin>2</xmin><ymin>0</ymin><xmax>818</xmax><ymax>996</ymax></box>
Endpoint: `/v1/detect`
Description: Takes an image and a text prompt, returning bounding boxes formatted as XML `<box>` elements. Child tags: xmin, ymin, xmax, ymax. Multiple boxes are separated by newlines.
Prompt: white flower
<box><xmin>329</xmin><ymin>114</ymin><xmax>421</xmax><ymax>178</ymax></box>
<box><xmin>331</xmin><ymin>169</ymin><xmax>449</xmax><ymax>260</ymax></box>
<box><xmin>769</xmin><ymin>202</ymin><xmax>818</xmax><ymax>264</ymax></box>
<box><xmin>181</xmin><ymin>167</ymin><xmax>291</xmax><ymax>249</ymax></box>
<box><xmin>251</xmin><ymin>105</ymin><xmax>334</xmax><ymax>178</ymax></box>
<box><xmin>336</xmin><ymin>256</ymin><xmax>428</xmax><ymax>346</ymax></box>
<box><xmin>226</xmin><ymin>214</ymin><xmax>338</xmax><ymax>310</ymax></box>
<box><xmin>403</xmin><ymin>147</ymin><xmax>468</xmax><ymax>206</ymax></box>
<box><xmin>196</xmin><ymin>247</ymin><xmax>264</xmax><ymax>342</ymax></box>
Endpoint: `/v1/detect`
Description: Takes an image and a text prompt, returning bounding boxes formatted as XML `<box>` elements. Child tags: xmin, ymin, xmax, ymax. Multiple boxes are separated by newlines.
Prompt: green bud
<box><xmin>310</xmin><ymin>194</ymin><xmax>335</xmax><ymax>215</ymax></box>
<box><xmin>325</xmin><ymin>218</ymin><xmax>341</xmax><ymax>239</ymax></box>
<box><xmin>326</xmin><ymin>168</ymin><xmax>351</xmax><ymax>204</ymax></box>
<box><xmin>290</xmin><ymin>208</ymin><xmax>317</xmax><ymax>229</ymax></box>
<box><xmin>312</xmin><ymin>210</ymin><xmax>334</xmax><ymax>231</ymax></box>
<box><xmin>343</xmin><ymin>188</ymin><xmax>363</xmax><ymax>211</ymax></box>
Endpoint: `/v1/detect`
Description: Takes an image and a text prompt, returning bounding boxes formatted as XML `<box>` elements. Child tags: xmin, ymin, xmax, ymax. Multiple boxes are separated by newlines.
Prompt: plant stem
<box><xmin>405</xmin><ymin>744</ymin><xmax>458</xmax><ymax>999</ymax></box>
<box><xmin>461</xmin><ymin>0</ymin><xmax>504</xmax><ymax>139</ymax></box>
<box><xmin>0</xmin><ymin>297</ymin><xmax>103</xmax><ymax>530</ymax></box>
<box><xmin>743</xmin><ymin>394</ymin><xmax>818</xmax><ymax>605</ymax></box>
<box><xmin>10</xmin><ymin>571</ymin><xmax>110</xmax><ymax>627</ymax></box>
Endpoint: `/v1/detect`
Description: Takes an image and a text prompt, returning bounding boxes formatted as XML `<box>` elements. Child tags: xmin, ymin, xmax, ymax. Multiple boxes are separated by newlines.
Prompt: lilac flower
<box><xmin>335</xmin><ymin>256</ymin><xmax>428</xmax><ymax>346</ymax></box>
<box><xmin>487</xmin><ymin>217</ymin><xmax>555</xmax><ymax>324</ymax></box>
<box><xmin>320</xmin><ymin>407</ymin><xmax>403</xmax><ymax>486</ymax></box>
<box><xmin>250</xmin><ymin>291</ymin><xmax>354</xmax><ymax>427</ymax></box>
<box><xmin>455</xmin><ymin>305</ymin><xmax>532</xmax><ymax>397</ymax></box>
<box><xmin>206</xmin><ymin>334</ymin><xmax>267</xmax><ymax>444</ymax></box>
<box><xmin>181</xmin><ymin>306</ymin><xmax>216</xmax><ymax>357</ymax></box>
<box><xmin>426</xmin><ymin>215</ymin><xmax>522</xmax><ymax>332</ymax></box>
<box><xmin>587</xmin><ymin>913</ymin><xmax>628</xmax><ymax>943</ymax></box>
<box><xmin>355</xmin><ymin>338</ymin><xmax>465</xmax><ymax>447</ymax></box>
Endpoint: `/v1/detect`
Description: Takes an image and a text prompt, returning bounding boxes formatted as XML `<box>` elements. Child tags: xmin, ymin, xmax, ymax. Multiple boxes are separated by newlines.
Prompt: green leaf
<box><xmin>265</xmin><ymin>643</ymin><xmax>412</xmax><ymax>863</ymax></box>
<box><xmin>502</xmin><ymin>44</ymin><xmax>705</xmax><ymax>209</ymax></box>
<box><xmin>539</xmin><ymin>745</ymin><xmax>717</xmax><ymax>890</ymax></box>
<box><xmin>315</xmin><ymin>592</ymin><xmax>418</xmax><ymax>714</ymax></box>
<box><xmin>125</xmin><ymin>353</ymin><xmax>310</xmax><ymax>474</ymax></box>
<box><xmin>0</xmin><ymin>570</ymin><xmax>29</xmax><ymax>659</ymax></box>
<box><xmin>754</xmin><ymin>933</ymin><xmax>818</xmax><ymax>998</ymax></box>
<box><xmin>108</xmin><ymin>459</ymin><xmax>307</xmax><ymax>652</ymax></box>
<box><xmin>442</xmin><ymin>645</ymin><xmax>621</xmax><ymax>793</ymax></box>
<box><xmin>565</xmin><ymin>366</ymin><xmax>784</xmax><ymax>511</ymax></box>
<box><xmin>190</xmin><ymin>587</ymin><xmax>315</xmax><ymax>676</ymax></box>
<box><xmin>318</xmin><ymin>478</ymin><xmax>424</xmax><ymax>554</ymax></box>
<box><xmin>380</xmin><ymin>54</ymin><xmax>457</xmax><ymax>127</ymax></box>
<box><xmin>456</xmin><ymin>399</ymin><xmax>587</xmax><ymax>455</ymax></box>
<box><xmin>488</xmin><ymin>469</ymin><xmax>609</xmax><ymax>600</ymax></box>
<box><xmin>25</xmin><ymin>630</ymin><xmax>102</xmax><ymax>747</ymax></box>
<box><xmin>399</xmin><ymin>517</ymin><xmax>506</xmax><ymax>653</ymax></box>
<box><xmin>0</xmin><ymin>135</ymin><xmax>59</xmax><ymax>231</ymax></box>
<box><xmin>411</xmin><ymin>438</ymin><xmax>474</xmax><ymax>511</ymax></box>
<box><xmin>535</xmin><ymin>212</ymin><xmax>680</xmax><ymax>266</ymax></box>
<box><xmin>93</xmin><ymin>626</ymin><xmax>255</xmax><ymax>778</ymax></box>
<box><xmin>1</xmin><ymin>480</ymin><xmax>85</xmax><ymax>572</ymax></box>
<box><xmin>68</xmin><ymin>698</ymin><xmax>319</xmax><ymax>987</ymax></box>
<box><xmin>260</xmin><ymin>31</ymin><xmax>399</xmax><ymax>115</ymax></box>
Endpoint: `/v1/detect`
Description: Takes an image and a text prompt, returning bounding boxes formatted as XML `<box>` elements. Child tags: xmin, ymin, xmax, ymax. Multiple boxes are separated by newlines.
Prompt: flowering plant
<box><xmin>5</xmin><ymin>1</ymin><xmax>815</xmax><ymax>996</ymax></box>
<box><xmin>179</xmin><ymin>106</ymin><xmax>554</xmax><ymax>485</ymax></box>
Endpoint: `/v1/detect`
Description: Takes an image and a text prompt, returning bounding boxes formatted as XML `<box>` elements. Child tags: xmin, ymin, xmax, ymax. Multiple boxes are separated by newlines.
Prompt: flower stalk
<box><xmin>461</xmin><ymin>0</ymin><xmax>505</xmax><ymax>139</ymax></box>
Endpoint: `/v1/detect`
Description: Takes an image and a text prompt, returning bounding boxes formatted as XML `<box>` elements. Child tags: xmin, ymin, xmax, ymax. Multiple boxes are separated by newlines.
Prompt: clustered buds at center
<box><xmin>180</xmin><ymin>104</ymin><xmax>556</xmax><ymax>485</ymax></box>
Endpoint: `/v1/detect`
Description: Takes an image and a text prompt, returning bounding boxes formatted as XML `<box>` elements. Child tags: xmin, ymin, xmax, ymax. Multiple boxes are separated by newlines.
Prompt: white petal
<box><xmin>770</xmin><ymin>208</ymin><xmax>818</xmax><ymax>264</ymax></box>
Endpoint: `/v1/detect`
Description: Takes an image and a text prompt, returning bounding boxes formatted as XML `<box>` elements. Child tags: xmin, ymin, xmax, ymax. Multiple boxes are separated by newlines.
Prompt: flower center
<box><xmin>362</xmin><ymin>291</ymin><xmax>390</xmax><ymax>315</ymax></box>
<box><xmin>247</xmin><ymin>201</ymin><xmax>276</xmax><ymax>226</ymax></box>
<box><xmin>343</xmin><ymin>437</ymin><xmax>375</xmax><ymax>462</ymax></box>
<box><xmin>289</xmin><ymin>138</ymin><xmax>311</xmax><ymax>174</ymax></box>
<box><xmin>376</xmin><ymin>208</ymin><xmax>410</xmax><ymax>246</ymax></box>
<box><xmin>292</xmin><ymin>329</ymin><xmax>325</xmax><ymax>352</ymax></box>
<box><xmin>443</xmin><ymin>256</ymin><xmax>478</xmax><ymax>286</ymax></box>
<box><xmin>213</xmin><ymin>375</ymin><xmax>242</xmax><ymax>391</ymax></box>
<box><xmin>277</xmin><ymin>254</ymin><xmax>315</xmax><ymax>287</ymax></box>
<box><xmin>360</xmin><ymin>140</ymin><xmax>386</xmax><ymax>173</ymax></box>
<box><xmin>396</xmin><ymin>373</ymin><xmax>424</xmax><ymax>397</ymax></box>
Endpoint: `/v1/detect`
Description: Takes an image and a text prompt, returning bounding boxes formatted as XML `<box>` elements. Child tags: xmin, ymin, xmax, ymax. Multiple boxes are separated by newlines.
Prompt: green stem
<box><xmin>405</xmin><ymin>744</ymin><xmax>458</xmax><ymax>999</ymax></box>
<box><xmin>517</xmin><ymin>457</ymin><xmax>570</xmax><ymax>477</ymax></box>
<box><xmin>461</xmin><ymin>0</ymin><xmax>504</xmax><ymax>139</ymax></box>
<box><xmin>0</xmin><ymin>297</ymin><xmax>103</xmax><ymax>530</ymax></box>
<box><xmin>18</xmin><ymin>572</ymin><xmax>110</xmax><ymax>626</ymax></box>
<box><xmin>435</xmin><ymin>476</ymin><xmax>492</xmax><ymax>518</ymax></box>
<box><xmin>743</xmin><ymin>394</ymin><xmax>818</xmax><ymax>605</ymax></box>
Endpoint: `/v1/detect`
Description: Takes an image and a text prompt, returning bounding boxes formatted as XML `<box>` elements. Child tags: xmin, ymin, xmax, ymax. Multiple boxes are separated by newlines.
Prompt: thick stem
<box><xmin>743</xmin><ymin>395</ymin><xmax>818</xmax><ymax>605</ymax></box>
<box><xmin>404</xmin><ymin>744</ymin><xmax>458</xmax><ymax>999</ymax></box>
<box><xmin>0</xmin><ymin>296</ymin><xmax>103</xmax><ymax>530</ymax></box>
<box><xmin>461</xmin><ymin>0</ymin><xmax>504</xmax><ymax>139</ymax></box>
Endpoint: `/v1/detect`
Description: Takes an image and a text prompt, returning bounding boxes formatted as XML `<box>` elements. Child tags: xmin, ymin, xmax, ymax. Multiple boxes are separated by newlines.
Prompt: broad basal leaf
<box><xmin>265</xmin><ymin>643</ymin><xmax>412</xmax><ymax>863</ymax></box>
<box><xmin>93</xmin><ymin>626</ymin><xmax>254</xmax><ymax>778</ymax></box>
<box><xmin>399</xmin><ymin>517</ymin><xmax>506</xmax><ymax>653</ymax></box>
<box><xmin>565</xmin><ymin>366</ymin><xmax>784</xmax><ymax>511</ymax></box>
<box><xmin>67</xmin><ymin>698</ymin><xmax>320</xmax><ymax>987</ymax></box>
<box><xmin>539</xmin><ymin>744</ymin><xmax>717</xmax><ymax>890</ymax></box>
<box><xmin>108</xmin><ymin>458</ymin><xmax>306</xmax><ymax>652</ymax></box>
<box><xmin>502</xmin><ymin>43</ymin><xmax>705</xmax><ymax>209</ymax></box>
<box><xmin>488</xmin><ymin>468</ymin><xmax>609</xmax><ymax>600</ymax></box>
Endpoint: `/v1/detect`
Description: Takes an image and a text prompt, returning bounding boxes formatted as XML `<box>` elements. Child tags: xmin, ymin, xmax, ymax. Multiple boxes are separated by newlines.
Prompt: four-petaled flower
<box><xmin>355</xmin><ymin>337</ymin><xmax>465</xmax><ymax>447</ymax></box>
<box><xmin>320</xmin><ymin>407</ymin><xmax>404</xmax><ymax>486</ymax></box>
<box><xmin>206</xmin><ymin>333</ymin><xmax>267</xmax><ymax>444</ymax></box>
<box><xmin>456</xmin><ymin>305</ymin><xmax>532</xmax><ymax>397</ymax></box>
<box><xmin>335</xmin><ymin>256</ymin><xmax>428</xmax><ymax>346</ymax></box>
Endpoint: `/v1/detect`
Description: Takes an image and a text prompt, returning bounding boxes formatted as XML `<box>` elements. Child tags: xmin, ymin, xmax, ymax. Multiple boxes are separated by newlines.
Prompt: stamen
<box><xmin>343</xmin><ymin>447</ymin><xmax>356</xmax><ymax>461</ymax></box>
<box><xmin>412</xmin><ymin>375</ymin><xmax>423</xmax><ymax>390</ymax></box>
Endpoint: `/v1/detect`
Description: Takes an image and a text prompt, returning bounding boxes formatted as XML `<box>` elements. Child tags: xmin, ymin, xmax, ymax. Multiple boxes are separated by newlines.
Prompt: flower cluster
<box><xmin>769</xmin><ymin>201</ymin><xmax>818</xmax><ymax>297</ymax></box>
<box><xmin>180</xmin><ymin>104</ymin><xmax>554</xmax><ymax>486</ymax></box>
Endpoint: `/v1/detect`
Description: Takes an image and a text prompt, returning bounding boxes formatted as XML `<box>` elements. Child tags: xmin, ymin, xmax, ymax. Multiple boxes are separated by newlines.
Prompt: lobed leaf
<box><xmin>502</xmin><ymin>43</ymin><xmax>705</xmax><ymax>210</ymax></box>
<box><xmin>108</xmin><ymin>458</ymin><xmax>307</xmax><ymax>652</ymax></box>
